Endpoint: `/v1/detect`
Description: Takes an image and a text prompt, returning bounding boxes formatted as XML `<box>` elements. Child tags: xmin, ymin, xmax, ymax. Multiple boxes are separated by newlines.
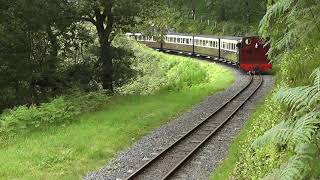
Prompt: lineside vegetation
<box><xmin>212</xmin><ymin>1</ymin><xmax>320</xmax><ymax>179</ymax></box>
<box><xmin>0</xmin><ymin>38</ymin><xmax>234</xmax><ymax>179</ymax></box>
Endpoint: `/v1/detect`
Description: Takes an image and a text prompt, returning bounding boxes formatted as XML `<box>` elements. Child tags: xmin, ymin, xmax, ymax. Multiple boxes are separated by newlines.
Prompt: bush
<box><xmin>165</xmin><ymin>60</ymin><xmax>208</xmax><ymax>91</ymax></box>
<box><xmin>0</xmin><ymin>91</ymin><xmax>109</xmax><ymax>135</ymax></box>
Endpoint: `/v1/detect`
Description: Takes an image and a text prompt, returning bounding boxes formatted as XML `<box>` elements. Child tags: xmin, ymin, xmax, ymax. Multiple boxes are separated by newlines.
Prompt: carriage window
<box><xmin>174</xmin><ymin>38</ymin><xmax>176</xmax><ymax>43</ymax></box>
<box><xmin>186</xmin><ymin>38</ymin><xmax>189</xmax><ymax>44</ymax></box>
<box><xmin>177</xmin><ymin>38</ymin><xmax>180</xmax><ymax>43</ymax></box>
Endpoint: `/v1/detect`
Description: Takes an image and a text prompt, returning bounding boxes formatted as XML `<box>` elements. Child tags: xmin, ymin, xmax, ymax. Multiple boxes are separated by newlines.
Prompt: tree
<box><xmin>0</xmin><ymin>0</ymin><xmax>79</xmax><ymax>108</ymax></box>
<box><xmin>79</xmin><ymin>0</ymin><xmax>144</xmax><ymax>92</ymax></box>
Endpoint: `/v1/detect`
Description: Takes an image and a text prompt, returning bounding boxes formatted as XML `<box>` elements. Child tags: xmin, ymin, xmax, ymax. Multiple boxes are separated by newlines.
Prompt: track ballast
<box><xmin>125</xmin><ymin>75</ymin><xmax>263</xmax><ymax>180</ymax></box>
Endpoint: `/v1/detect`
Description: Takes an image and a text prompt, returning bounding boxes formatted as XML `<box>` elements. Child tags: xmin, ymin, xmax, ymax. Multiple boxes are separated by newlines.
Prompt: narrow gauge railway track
<box><xmin>126</xmin><ymin>75</ymin><xmax>263</xmax><ymax>180</ymax></box>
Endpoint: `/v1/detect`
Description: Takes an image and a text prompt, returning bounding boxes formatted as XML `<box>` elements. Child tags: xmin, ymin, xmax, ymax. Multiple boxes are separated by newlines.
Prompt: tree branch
<box><xmin>82</xmin><ymin>17</ymin><xmax>97</xmax><ymax>26</ymax></box>
<box><xmin>104</xmin><ymin>1</ymin><xmax>114</xmax><ymax>43</ymax></box>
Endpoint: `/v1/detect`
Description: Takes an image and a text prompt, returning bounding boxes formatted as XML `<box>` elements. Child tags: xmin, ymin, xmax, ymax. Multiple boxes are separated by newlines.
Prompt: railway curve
<box><xmin>125</xmin><ymin>75</ymin><xmax>263</xmax><ymax>180</ymax></box>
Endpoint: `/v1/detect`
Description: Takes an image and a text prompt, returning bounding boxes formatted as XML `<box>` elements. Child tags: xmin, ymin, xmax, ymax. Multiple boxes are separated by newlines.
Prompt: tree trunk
<box><xmin>100</xmin><ymin>42</ymin><xmax>113</xmax><ymax>92</ymax></box>
<box><xmin>46</xmin><ymin>25</ymin><xmax>59</xmax><ymax>74</ymax></box>
<box><xmin>95</xmin><ymin>14</ymin><xmax>114</xmax><ymax>92</ymax></box>
<box><xmin>46</xmin><ymin>25</ymin><xmax>59</xmax><ymax>92</ymax></box>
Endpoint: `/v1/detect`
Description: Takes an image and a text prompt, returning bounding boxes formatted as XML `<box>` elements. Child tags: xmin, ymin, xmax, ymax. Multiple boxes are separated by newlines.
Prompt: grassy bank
<box><xmin>0</xmin><ymin>39</ymin><xmax>234</xmax><ymax>179</ymax></box>
<box><xmin>1</xmin><ymin>90</ymin><xmax>228</xmax><ymax>179</ymax></box>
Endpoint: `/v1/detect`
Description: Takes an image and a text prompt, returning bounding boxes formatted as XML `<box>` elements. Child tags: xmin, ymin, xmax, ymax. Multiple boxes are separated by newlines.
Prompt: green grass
<box><xmin>0</xmin><ymin>61</ymin><xmax>234</xmax><ymax>179</ymax></box>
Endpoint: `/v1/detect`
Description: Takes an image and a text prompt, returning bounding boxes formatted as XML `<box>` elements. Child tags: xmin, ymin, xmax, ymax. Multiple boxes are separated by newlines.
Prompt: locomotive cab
<box><xmin>238</xmin><ymin>37</ymin><xmax>272</xmax><ymax>73</ymax></box>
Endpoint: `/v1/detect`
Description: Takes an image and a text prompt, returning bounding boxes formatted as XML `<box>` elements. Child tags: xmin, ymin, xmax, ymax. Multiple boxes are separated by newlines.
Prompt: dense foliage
<box><xmin>0</xmin><ymin>0</ymin><xmax>164</xmax><ymax>111</ymax></box>
<box><xmin>166</xmin><ymin>0</ymin><xmax>267</xmax><ymax>35</ymax></box>
<box><xmin>212</xmin><ymin>1</ymin><xmax>320</xmax><ymax>179</ymax></box>
<box><xmin>252</xmin><ymin>68</ymin><xmax>320</xmax><ymax>179</ymax></box>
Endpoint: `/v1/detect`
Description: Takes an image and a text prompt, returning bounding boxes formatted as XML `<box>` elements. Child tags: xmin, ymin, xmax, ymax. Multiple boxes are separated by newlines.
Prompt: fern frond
<box><xmin>252</xmin><ymin>111</ymin><xmax>319</xmax><ymax>149</ymax></box>
<box><xmin>311</xmin><ymin>67</ymin><xmax>320</xmax><ymax>93</ymax></box>
<box><xmin>259</xmin><ymin>0</ymin><xmax>295</xmax><ymax>37</ymax></box>
<box><xmin>275</xmin><ymin>87</ymin><xmax>309</xmax><ymax>112</ymax></box>
<box><xmin>289</xmin><ymin>112</ymin><xmax>320</xmax><ymax>145</ymax></box>
<box><xmin>262</xmin><ymin>143</ymin><xmax>318</xmax><ymax>180</ymax></box>
<box><xmin>252</xmin><ymin>120</ymin><xmax>293</xmax><ymax>148</ymax></box>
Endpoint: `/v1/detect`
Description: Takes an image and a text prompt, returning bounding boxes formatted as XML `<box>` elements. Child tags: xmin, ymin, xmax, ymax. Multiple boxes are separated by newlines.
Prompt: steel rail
<box><xmin>161</xmin><ymin>75</ymin><xmax>263</xmax><ymax>179</ymax></box>
<box><xmin>125</xmin><ymin>75</ymin><xmax>255</xmax><ymax>180</ymax></box>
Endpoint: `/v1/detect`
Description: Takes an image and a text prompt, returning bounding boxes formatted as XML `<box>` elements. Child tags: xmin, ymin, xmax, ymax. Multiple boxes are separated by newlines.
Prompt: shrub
<box><xmin>165</xmin><ymin>60</ymin><xmax>208</xmax><ymax>91</ymax></box>
<box><xmin>0</xmin><ymin>91</ymin><xmax>109</xmax><ymax>135</ymax></box>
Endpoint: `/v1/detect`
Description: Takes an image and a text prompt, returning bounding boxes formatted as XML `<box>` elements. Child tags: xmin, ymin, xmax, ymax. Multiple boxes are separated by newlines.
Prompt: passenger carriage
<box><xmin>126</xmin><ymin>33</ymin><xmax>272</xmax><ymax>73</ymax></box>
